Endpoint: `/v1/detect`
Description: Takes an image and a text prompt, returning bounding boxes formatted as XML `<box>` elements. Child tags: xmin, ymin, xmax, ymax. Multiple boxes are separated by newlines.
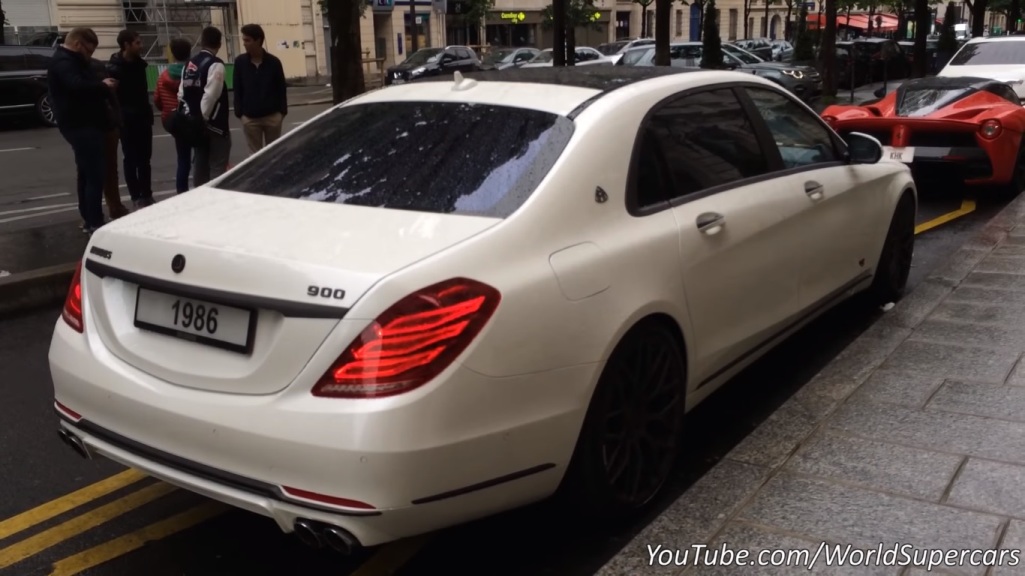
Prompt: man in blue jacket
<box><xmin>48</xmin><ymin>27</ymin><xmax>119</xmax><ymax>235</ymax></box>
<box><xmin>178</xmin><ymin>26</ymin><xmax>231</xmax><ymax>187</ymax></box>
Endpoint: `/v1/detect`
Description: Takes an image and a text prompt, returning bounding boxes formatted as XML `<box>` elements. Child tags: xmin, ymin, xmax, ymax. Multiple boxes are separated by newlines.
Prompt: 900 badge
<box><xmin>308</xmin><ymin>285</ymin><xmax>345</xmax><ymax>300</ymax></box>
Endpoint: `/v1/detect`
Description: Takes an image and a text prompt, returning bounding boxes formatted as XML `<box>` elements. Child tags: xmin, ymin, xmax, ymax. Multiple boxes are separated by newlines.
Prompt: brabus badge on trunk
<box><xmin>171</xmin><ymin>254</ymin><xmax>186</xmax><ymax>274</ymax></box>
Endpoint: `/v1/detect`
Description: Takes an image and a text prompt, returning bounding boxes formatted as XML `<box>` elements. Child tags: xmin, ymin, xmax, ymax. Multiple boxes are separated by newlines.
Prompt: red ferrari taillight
<box><xmin>311</xmin><ymin>278</ymin><xmax>501</xmax><ymax>399</ymax></box>
<box><xmin>61</xmin><ymin>261</ymin><xmax>84</xmax><ymax>333</ymax></box>
<box><xmin>980</xmin><ymin>119</ymin><xmax>1002</xmax><ymax>139</ymax></box>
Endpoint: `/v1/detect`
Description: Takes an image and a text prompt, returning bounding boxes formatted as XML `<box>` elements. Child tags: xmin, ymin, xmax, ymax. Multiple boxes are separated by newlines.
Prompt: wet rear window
<box><xmin>215</xmin><ymin>101</ymin><xmax>575</xmax><ymax>218</ymax></box>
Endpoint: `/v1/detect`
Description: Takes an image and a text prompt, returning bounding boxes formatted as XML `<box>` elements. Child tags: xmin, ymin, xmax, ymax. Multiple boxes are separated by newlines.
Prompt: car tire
<box><xmin>558</xmin><ymin>318</ymin><xmax>686</xmax><ymax>522</ymax></box>
<box><xmin>1000</xmin><ymin>142</ymin><xmax>1025</xmax><ymax>199</ymax></box>
<box><xmin>36</xmin><ymin>93</ymin><xmax>57</xmax><ymax>127</ymax></box>
<box><xmin>865</xmin><ymin>191</ymin><xmax>915</xmax><ymax>307</ymax></box>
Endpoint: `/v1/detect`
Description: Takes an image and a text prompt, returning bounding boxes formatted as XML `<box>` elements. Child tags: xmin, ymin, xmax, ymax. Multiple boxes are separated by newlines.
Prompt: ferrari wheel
<box><xmin>866</xmin><ymin>192</ymin><xmax>915</xmax><ymax>306</ymax></box>
<box><xmin>560</xmin><ymin>319</ymin><xmax>686</xmax><ymax>522</ymax></box>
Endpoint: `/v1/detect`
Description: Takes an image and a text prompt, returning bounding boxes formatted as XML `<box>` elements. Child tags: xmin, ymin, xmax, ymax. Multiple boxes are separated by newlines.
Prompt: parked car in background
<box><xmin>836</xmin><ymin>38</ymin><xmax>910</xmax><ymax>89</ymax></box>
<box><xmin>384</xmin><ymin>46</ymin><xmax>480</xmax><ymax>85</ymax></box>
<box><xmin>596</xmin><ymin>37</ymin><xmax>655</xmax><ymax>63</ymax></box>
<box><xmin>480</xmin><ymin>47</ymin><xmax>540</xmax><ymax>70</ymax></box>
<box><xmin>897</xmin><ymin>38</ymin><xmax>940</xmax><ymax>73</ymax></box>
<box><xmin>733</xmin><ymin>38</ymin><xmax>774</xmax><ymax>60</ymax></box>
<box><xmin>619</xmin><ymin>42</ymin><xmax>821</xmax><ymax>104</ymax></box>
<box><xmin>771</xmin><ymin>39</ymin><xmax>794</xmax><ymax>62</ymax></box>
<box><xmin>520</xmin><ymin>47</ymin><xmax>611</xmax><ymax>67</ymax></box>
<box><xmin>938</xmin><ymin>36</ymin><xmax>1025</xmax><ymax>101</ymax></box>
<box><xmin>0</xmin><ymin>45</ymin><xmax>59</xmax><ymax>127</ymax></box>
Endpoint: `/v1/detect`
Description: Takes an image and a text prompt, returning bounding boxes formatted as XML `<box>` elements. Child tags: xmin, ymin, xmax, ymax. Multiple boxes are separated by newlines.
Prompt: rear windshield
<box><xmin>215</xmin><ymin>102</ymin><xmax>574</xmax><ymax>218</ymax></box>
<box><xmin>896</xmin><ymin>87</ymin><xmax>972</xmax><ymax>116</ymax></box>
<box><xmin>950</xmin><ymin>41</ymin><xmax>1025</xmax><ymax>65</ymax></box>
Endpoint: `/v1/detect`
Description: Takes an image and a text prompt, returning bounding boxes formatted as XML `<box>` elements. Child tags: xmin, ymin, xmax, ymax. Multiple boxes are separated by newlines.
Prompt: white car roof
<box><xmin>345</xmin><ymin>67</ymin><xmax>779</xmax><ymax>117</ymax></box>
<box><xmin>965</xmin><ymin>35</ymin><xmax>1025</xmax><ymax>43</ymax></box>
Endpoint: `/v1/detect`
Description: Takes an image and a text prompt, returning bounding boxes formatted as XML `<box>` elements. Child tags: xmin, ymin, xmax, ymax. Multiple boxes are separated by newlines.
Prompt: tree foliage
<box><xmin>541</xmin><ymin>0</ymin><xmax>603</xmax><ymax>29</ymax></box>
<box><xmin>700</xmin><ymin>0</ymin><xmax>723</xmax><ymax>68</ymax></box>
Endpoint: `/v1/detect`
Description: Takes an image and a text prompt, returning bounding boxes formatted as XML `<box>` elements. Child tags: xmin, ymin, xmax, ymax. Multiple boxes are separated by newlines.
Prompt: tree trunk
<box><xmin>744</xmin><ymin>1</ymin><xmax>750</xmax><ymax>38</ymax></box>
<box><xmin>820</xmin><ymin>0</ymin><xmax>837</xmax><ymax>97</ymax></box>
<box><xmin>566</xmin><ymin>24</ymin><xmax>576</xmax><ymax>65</ymax></box>
<box><xmin>655</xmin><ymin>0</ymin><xmax>671</xmax><ymax>64</ymax></box>
<box><xmin>409</xmin><ymin>0</ymin><xmax>418</xmax><ymax>54</ymax></box>
<box><xmin>328</xmin><ymin>0</ymin><xmax>366</xmax><ymax>105</ymax></box>
<box><xmin>0</xmin><ymin>0</ymin><xmax>5</xmax><ymax>45</ymax></box>
<box><xmin>785</xmin><ymin>3</ymin><xmax>792</xmax><ymax>40</ymax></box>
<box><xmin>867</xmin><ymin>5</ymin><xmax>874</xmax><ymax>35</ymax></box>
<box><xmin>912</xmin><ymin>0</ymin><xmax>929</xmax><ymax>77</ymax></box>
<box><xmin>642</xmin><ymin>4</ymin><xmax>649</xmax><ymax>36</ymax></box>
<box><xmin>1010</xmin><ymin>0</ymin><xmax>1021</xmax><ymax>33</ymax></box>
<box><xmin>764</xmin><ymin>0</ymin><xmax>770</xmax><ymax>37</ymax></box>
<box><xmin>553</xmin><ymin>0</ymin><xmax>566</xmax><ymax>65</ymax></box>
<box><xmin>971</xmin><ymin>0</ymin><xmax>986</xmax><ymax>37</ymax></box>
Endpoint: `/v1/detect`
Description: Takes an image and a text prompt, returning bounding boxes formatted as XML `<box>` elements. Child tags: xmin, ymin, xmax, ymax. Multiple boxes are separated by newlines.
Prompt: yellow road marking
<box><xmin>0</xmin><ymin>469</ymin><xmax>147</xmax><ymax>541</ymax></box>
<box><xmin>0</xmin><ymin>482</ymin><xmax>175</xmax><ymax>570</ymax></box>
<box><xmin>47</xmin><ymin>501</ymin><xmax>229</xmax><ymax>576</ymax></box>
<box><xmin>350</xmin><ymin>535</ymin><xmax>432</xmax><ymax>576</ymax></box>
<box><xmin>915</xmin><ymin>199</ymin><xmax>976</xmax><ymax>235</ymax></box>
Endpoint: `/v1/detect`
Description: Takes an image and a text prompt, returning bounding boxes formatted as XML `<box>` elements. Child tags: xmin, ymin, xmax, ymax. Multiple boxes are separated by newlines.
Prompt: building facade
<box><xmin>1</xmin><ymin>0</ymin><xmax>59</xmax><ymax>45</ymax></box>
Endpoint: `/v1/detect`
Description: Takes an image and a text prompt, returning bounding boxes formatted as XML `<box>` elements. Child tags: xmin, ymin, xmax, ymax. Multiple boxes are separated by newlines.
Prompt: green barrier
<box><xmin>146</xmin><ymin>63</ymin><xmax>235</xmax><ymax>92</ymax></box>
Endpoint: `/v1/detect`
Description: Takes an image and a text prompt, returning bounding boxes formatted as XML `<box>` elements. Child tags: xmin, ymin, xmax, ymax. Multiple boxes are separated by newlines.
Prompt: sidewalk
<box><xmin>597</xmin><ymin>196</ymin><xmax>1025</xmax><ymax>574</ymax></box>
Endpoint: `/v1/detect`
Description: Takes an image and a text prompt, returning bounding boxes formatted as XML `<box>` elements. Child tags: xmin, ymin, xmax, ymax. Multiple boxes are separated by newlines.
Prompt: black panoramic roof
<box><xmin>901</xmin><ymin>75</ymin><xmax>1005</xmax><ymax>91</ymax></box>
<box><xmin>414</xmin><ymin>66</ymin><xmax>700</xmax><ymax>93</ymax></box>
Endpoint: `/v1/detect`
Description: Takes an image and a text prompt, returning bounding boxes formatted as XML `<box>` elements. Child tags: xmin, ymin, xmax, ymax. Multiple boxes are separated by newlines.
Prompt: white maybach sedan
<box><xmin>49</xmin><ymin>67</ymin><xmax>916</xmax><ymax>553</ymax></box>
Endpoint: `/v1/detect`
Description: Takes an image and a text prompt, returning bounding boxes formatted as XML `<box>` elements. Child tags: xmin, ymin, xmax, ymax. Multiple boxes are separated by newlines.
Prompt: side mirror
<box><xmin>846</xmin><ymin>132</ymin><xmax>883</xmax><ymax>164</ymax></box>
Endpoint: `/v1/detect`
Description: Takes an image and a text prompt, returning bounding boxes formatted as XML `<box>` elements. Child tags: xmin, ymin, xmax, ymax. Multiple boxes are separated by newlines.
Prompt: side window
<box><xmin>457</xmin><ymin>48</ymin><xmax>473</xmax><ymax>60</ymax></box>
<box><xmin>634</xmin><ymin>129</ymin><xmax>673</xmax><ymax>209</ymax></box>
<box><xmin>745</xmin><ymin>87</ymin><xmax>839</xmax><ymax>170</ymax></box>
<box><xmin>646</xmin><ymin>88</ymin><xmax>770</xmax><ymax>198</ymax></box>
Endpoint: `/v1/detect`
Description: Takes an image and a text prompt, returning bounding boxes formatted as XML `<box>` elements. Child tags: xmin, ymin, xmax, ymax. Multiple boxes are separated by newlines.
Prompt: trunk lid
<box><xmin>82</xmin><ymin>188</ymin><xmax>500</xmax><ymax>395</ymax></box>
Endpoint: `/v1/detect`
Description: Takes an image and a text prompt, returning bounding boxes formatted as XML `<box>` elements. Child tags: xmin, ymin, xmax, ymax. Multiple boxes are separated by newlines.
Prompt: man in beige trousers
<box><xmin>233</xmin><ymin>23</ymin><xmax>288</xmax><ymax>154</ymax></box>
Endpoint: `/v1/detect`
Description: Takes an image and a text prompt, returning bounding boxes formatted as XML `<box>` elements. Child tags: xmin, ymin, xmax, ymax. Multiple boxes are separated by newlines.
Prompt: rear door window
<box><xmin>216</xmin><ymin>101</ymin><xmax>575</xmax><ymax>218</ymax></box>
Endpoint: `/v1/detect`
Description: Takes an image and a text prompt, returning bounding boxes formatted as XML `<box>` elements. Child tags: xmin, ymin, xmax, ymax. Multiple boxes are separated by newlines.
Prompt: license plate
<box><xmin>134</xmin><ymin>287</ymin><xmax>255</xmax><ymax>354</ymax></box>
<box><xmin>882</xmin><ymin>146</ymin><xmax>915</xmax><ymax>163</ymax></box>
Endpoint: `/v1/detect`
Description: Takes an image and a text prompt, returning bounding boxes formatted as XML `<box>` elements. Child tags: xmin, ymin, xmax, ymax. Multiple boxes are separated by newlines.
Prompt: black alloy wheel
<box><xmin>561</xmin><ymin>320</ymin><xmax>686</xmax><ymax>519</ymax></box>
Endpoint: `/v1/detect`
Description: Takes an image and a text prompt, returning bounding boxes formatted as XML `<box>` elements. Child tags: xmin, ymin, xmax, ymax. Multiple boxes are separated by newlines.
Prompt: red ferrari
<box><xmin>821</xmin><ymin>76</ymin><xmax>1025</xmax><ymax>194</ymax></box>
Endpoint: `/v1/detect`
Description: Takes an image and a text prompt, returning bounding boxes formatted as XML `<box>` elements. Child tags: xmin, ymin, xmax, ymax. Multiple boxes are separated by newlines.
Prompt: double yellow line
<box><xmin>0</xmin><ymin>467</ymin><xmax>431</xmax><ymax>576</ymax></box>
<box><xmin>0</xmin><ymin>468</ymin><xmax>226</xmax><ymax>575</ymax></box>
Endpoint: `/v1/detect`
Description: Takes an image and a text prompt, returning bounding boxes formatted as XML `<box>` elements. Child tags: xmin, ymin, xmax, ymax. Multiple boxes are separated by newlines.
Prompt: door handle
<box><xmin>696</xmin><ymin>212</ymin><xmax>725</xmax><ymax>235</ymax></box>
<box><xmin>805</xmin><ymin>180</ymin><xmax>824</xmax><ymax>200</ymax></box>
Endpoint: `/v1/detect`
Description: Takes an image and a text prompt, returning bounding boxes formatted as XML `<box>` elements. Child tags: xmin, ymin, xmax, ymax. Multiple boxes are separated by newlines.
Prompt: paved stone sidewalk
<box><xmin>596</xmin><ymin>193</ymin><xmax>1025</xmax><ymax>576</ymax></box>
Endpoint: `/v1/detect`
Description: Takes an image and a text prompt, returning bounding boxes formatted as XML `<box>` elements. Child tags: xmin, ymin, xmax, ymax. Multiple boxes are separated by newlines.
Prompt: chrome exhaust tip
<box><xmin>322</xmin><ymin>525</ymin><xmax>359</xmax><ymax>555</ymax></box>
<box><xmin>293</xmin><ymin>519</ymin><xmax>323</xmax><ymax>549</ymax></box>
<box><xmin>58</xmin><ymin>429</ymin><xmax>92</xmax><ymax>459</ymax></box>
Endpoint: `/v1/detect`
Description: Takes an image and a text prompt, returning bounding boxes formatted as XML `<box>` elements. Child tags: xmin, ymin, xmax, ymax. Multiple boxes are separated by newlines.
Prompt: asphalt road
<box><xmin>0</xmin><ymin>182</ymin><xmax>1010</xmax><ymax>575</ymax></box>
<box><xmin>0</xmin><ymin>102</ymin><xmax>333</xmax><ymax>235</ymax></box>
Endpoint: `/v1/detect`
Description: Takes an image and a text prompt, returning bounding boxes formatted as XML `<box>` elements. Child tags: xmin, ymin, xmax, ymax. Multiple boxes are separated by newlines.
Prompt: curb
<box><xmin>0</xmin><ymin>262</ymin><xmax>77</xmax><ymax>320</ymax></box>
<box><xmin>595</xmin><ymin>193</ymin><xmax>1025</xmax><ymax>575</ymax></box>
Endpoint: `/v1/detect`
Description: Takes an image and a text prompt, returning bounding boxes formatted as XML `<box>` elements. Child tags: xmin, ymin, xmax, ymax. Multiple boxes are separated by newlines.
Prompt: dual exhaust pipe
<box><xmin>58</xmin><ymin>428</ymin><xmax>92</xmax><ymax>460</ymax></box>
<box><xmin>293</xmin><ymin>518</ymin><xmax>360</xmax><ymax>555</ymax></box>
<box><xmin>58</xmin><ymin>428</ymin><xmax>360</xmax><ymax>555</ymax></box>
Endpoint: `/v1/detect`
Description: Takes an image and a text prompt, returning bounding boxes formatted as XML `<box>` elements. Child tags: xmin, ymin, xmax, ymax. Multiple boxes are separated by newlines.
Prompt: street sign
<box><xmin>802</xmin><ymin>1</ymin><xmax>815</xmax><ymax>9</ymax></box>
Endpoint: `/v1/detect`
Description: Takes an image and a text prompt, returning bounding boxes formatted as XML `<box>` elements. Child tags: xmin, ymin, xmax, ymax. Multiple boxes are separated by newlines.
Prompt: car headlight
<box><xmin>781</xmin><ymin>69</ymin><xmax>805</xmax><ymax>79</ymax></box>
<box><xmin>410</xmin><ymin>66</ymin><xmax>426</xmax><ymax>76</ymax></box>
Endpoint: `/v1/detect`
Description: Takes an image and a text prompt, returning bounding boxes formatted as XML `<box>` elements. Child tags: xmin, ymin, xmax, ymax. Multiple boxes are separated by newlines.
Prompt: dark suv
<box><xmin>0</xmin><ymin>45</ymin><xmax>59</xmax><ymax>126</ymax></box>
<box><xmin>385</xmin><ymin>45</ymin><xmax>480</xmax><ymax>85</ymax></box>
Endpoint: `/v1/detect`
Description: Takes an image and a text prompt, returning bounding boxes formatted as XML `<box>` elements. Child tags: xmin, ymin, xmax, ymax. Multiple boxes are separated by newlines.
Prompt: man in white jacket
<box><xmin>178</xmin><ymin>26</ymin><xmax>231</xmax><ymax>187</ymax></box>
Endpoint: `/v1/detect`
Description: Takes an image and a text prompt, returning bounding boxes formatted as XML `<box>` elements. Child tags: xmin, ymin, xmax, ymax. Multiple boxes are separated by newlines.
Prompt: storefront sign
<box><xmin>501</xmin><ymin>11</ymin><xmax>527</xmax><ymax>22</ymax></box>
<box><xmin>373</xmin><ymin>0</ymin><xmax>394</xmax><ymax>12</ymax></box>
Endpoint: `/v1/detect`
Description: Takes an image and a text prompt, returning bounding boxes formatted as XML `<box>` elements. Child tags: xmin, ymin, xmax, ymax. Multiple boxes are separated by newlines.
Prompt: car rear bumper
<box><xmin>48</xmin><ymin>318</ymin><xmax>597</xmax><ymax>546</ymax></box>
<box><xmin>904</xmin><ymin>146</ymin><xmax>996</xmax><ymax>185</ymax></box>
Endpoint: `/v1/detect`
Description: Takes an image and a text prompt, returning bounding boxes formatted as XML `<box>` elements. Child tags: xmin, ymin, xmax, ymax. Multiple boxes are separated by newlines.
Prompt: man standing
<box><xmin>234</xmin><ymin>24</ymin><xmax>288</xmax><ymax>154</ymax></box>
<box><xmin>179</xmin><ymin>26</ymin><xmax>231</xmax><ymax>187</ymax></box>
<box><xmin>48</xmin><ymin>28</ymin><xmax>118</xmax><ymax>235</ymax></box>
<box><xmin>107</xmin><ymin>29</ymin><xmax>155</xmax><ymax>208</ymax></box>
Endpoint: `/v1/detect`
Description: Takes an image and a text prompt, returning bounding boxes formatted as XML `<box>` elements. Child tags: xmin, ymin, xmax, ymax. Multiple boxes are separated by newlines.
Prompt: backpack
<box><xmin>167</xmin><ymin>99</ymin><xmax>207</xmax><ymax>146</ymax></box>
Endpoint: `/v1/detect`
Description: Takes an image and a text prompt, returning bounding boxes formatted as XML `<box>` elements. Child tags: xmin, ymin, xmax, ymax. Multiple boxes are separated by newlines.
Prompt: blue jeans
<box><xmin>61</xmin><ymin>127</ymin><xmax>106</xmax><ymax>228</ymax></box>
<box><xmin>174</xmin><ymin>135</ymin><xmax>192</xmax><ymax>193</ymax></box>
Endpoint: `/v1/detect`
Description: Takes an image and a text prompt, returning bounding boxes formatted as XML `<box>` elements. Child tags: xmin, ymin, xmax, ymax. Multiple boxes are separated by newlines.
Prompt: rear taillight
<box><xmin>311</xmin><ymin>278</ymin><xmax>501</xmax><ymax>399</ymax></box>
<box><xmin>61</xmin><ymin>261</ymin><xmax>84</xmax><ymax>333</ymax></box>
<box><xmin>980</xmin><ymin>119</ymin><xmax>1002</xmax><ymax>139</ymax></box>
